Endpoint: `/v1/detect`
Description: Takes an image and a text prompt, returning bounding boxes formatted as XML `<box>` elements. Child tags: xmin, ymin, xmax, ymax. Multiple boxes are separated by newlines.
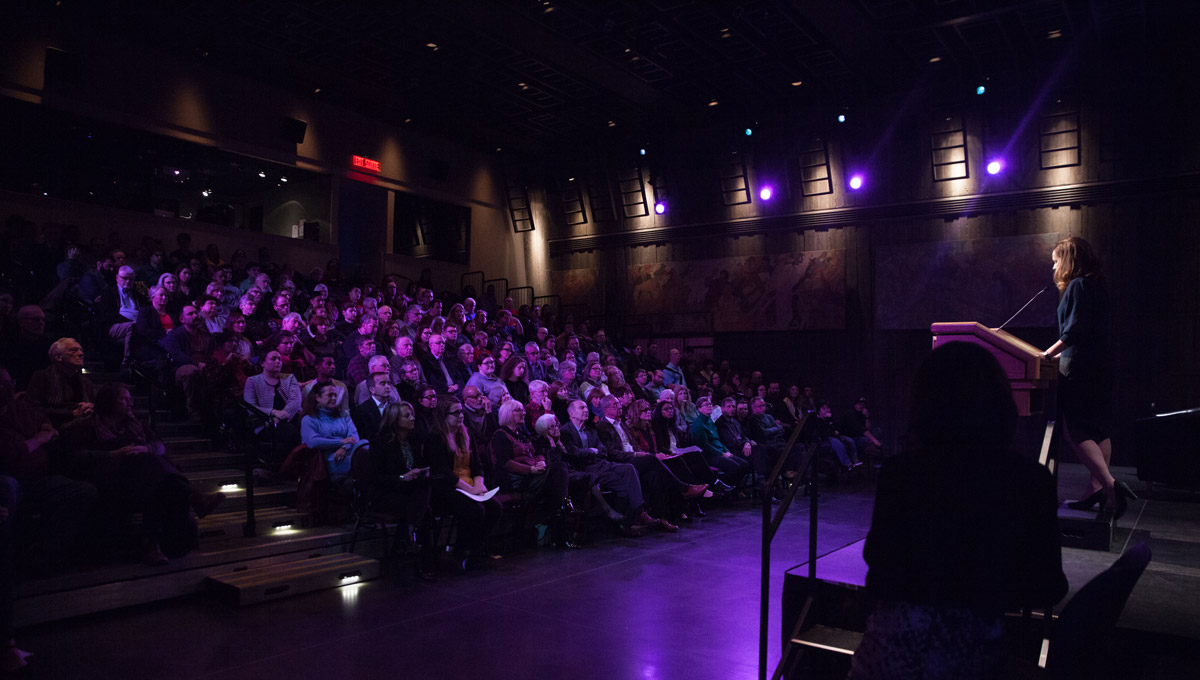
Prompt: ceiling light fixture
<box><xmin>708</xmin><ymin>99</ymin><xmax>719</xmax><ymax>107</ymax></box>
<box><xmin>929</xmin><ymin>56</ymin><xmax>942</xmax><ymax>63</ymax></box>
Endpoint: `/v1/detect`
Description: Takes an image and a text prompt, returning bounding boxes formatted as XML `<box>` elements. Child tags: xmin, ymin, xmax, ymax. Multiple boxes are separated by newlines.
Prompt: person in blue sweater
<box><xmin>301</xmin><ymin>381</ymin><xmax>368</xmax><ymax>484</ymax></box>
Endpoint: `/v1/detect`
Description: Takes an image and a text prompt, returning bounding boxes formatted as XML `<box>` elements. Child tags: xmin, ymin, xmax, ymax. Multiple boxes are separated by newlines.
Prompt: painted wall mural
<box><xmin>874</xmin><ymin>232</ymin><xmax>1061</xmax><ymax>330</ymax></box>
<box><xmin>624</xmin><ymin>250</ymin><xmax>846</xmax><ymax>332</ymax></box>
<box><xmin>549</xmin><ymin>268</ymin><xmax>604</xmax><ymax>314</ymax></box>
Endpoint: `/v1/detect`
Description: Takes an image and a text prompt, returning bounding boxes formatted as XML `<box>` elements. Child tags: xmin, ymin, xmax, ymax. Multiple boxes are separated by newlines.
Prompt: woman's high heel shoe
<box><xmin>1067</xmin><ymin>489</ymin><xmax>1105</xmax><ymax>511</ymax></box>
<box><xmin>1113</xmin><ymin>480</ymin><xmax>1138</xmax><ymax>520</ymax></box>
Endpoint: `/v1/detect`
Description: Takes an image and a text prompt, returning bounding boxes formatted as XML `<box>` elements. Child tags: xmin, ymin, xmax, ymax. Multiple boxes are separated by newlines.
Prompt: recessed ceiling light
<box><xmin>929</xmin><ymin>56</ymin><xmax>942</xmax><ymax>63</ymax></box>
<box><xmin>607</xmin><ymin>120</ymin><xmax>616</xmax><ymax>127</ymax></box>
<box><xmin>313</xmin><ymin>87</ymin><xmax>321</xmax><ymax>93</ymax></box>
<box><xmin>258</xmin><ymin>171</ymin><xmax>266</xmax><ymax>178</ymax></box>
<box><xmin>404</xmin><ymin>118</ymin><xmax>413</xmax><ymax>123</ymax></box>
<box><xmin>426</xmin><ymin>42</ymin><xmax>438</xmax><ymax>51</ymax></box>
<box><xmin>708</xmin><ymin>99</ymin><xmax>719</xmax><ymax>107</ymax></box>
<box><xmin>280</xmin><ymin>177</ymin><xmax>288</xmax><ymax>182</ymax></box>
<box><xmin>624</xmin><ymin>48</ymin><xmax>631</xmax><ymax>53</ymax></box>
<box><xmin>791</xmin><ymin>80</ymin><xmax>803</xmax><ymax>86</ymax></box>
<box><xmin>1047</xmin><ymin>29</ymin><xmax>1062</xmax><ymax>39</ymax></box>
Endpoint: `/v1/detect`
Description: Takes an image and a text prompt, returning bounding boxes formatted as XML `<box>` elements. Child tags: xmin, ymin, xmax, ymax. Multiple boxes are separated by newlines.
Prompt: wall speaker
<box><xmin>279</xmin><ymin>116</ymin><xmax>308</xmax><ymax>145</ymax></box>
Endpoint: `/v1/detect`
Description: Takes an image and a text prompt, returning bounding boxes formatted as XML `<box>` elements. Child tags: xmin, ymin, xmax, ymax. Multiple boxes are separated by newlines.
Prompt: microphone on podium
<box><xmin>996</xmin><ymin>285</ymin><xmax>1050</xmax><ymax>331</ymax></box>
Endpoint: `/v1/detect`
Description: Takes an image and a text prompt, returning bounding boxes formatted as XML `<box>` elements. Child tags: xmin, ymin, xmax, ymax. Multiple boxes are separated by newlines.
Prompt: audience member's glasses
<box><xmin>447</xmin><ymin>409</ymin><xmax>462</xmax><ymax>415</ymax></box>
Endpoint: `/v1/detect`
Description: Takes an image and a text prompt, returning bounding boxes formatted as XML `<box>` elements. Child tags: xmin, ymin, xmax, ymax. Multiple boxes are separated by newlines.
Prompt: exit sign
<box><xmin>351</xmin><ymin>155</ymin><xmax>381</xmax><ymax>173</ymax></box>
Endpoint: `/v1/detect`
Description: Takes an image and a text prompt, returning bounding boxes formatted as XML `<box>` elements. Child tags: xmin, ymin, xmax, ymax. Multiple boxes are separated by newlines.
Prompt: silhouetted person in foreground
<box><xmin>848</xmin><ymin>342</ymin><xmax>1067</xmax><ymax>680</ymax></box>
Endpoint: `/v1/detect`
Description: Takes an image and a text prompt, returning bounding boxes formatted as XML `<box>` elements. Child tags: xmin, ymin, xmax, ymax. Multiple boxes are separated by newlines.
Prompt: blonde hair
<box><xmin>1052</xmin><ymin>237</ymin><xmax>1102</xmax><ymax>292</ymax></box>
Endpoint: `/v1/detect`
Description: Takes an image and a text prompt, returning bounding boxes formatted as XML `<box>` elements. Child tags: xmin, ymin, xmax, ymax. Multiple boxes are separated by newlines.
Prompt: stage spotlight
<box><xmin>986</xmin><ymin>159</ymin><xmax>1005</xmax><ymax>175</ymax></box>
<box><xmin>639</xmin><ymin>148</ymin><xmax>646</xmax><ymax>156</ymax></box>
<box><xmin>837</xmin><ymin>114</ymin><xmax>846</xmax><ymax>123</ymax></box>
<box><xmin>848</xmin><ymin>174</ymin><xmax>864</xmax><ymax>190</ymax></box>
<box><xmin>759</xmin><ymin>186</ymin><xmax>774</xmax><ymax>201</ymax></box>
<box><xmin>976</xmin><ymin>85</ymin><xmax>986</xmax><ymax>95</ymax></box>
<box><xmin>745</xmin><ymin>128</ymin><xmax>753</xmax><ymax>136</ymax></box>
<box><xmin>654</xmin><ymin>202</ymin><xmax>666</xmax><ymax>214</ymax></box>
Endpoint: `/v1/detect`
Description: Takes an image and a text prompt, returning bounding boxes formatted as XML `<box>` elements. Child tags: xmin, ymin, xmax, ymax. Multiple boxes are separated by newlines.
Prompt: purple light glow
<box><xmin>848</xmin><ymin>174</ymin><xmax>864</xmax><ymax>190</ymax></box>
<box><xmin>986</xmin><ymin>159</ymin><xmax>1005</xmax><ymax>175</ymax></box>
<box><xmin>654</xmin><ymin>202</ymin><xmax>666</xmax><ymax>214</ymax></box>
<box><xmin>759</xmin><ymin>186</ymin><xmax>774</xmax><ymax>201</ymax></box>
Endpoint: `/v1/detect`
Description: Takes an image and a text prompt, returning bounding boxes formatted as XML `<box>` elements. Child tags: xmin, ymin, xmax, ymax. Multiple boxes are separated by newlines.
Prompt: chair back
<box><xmin>1046</xmin><ymin>541</ymin><xmax>1151</xmax><ymax>679</ymax></box>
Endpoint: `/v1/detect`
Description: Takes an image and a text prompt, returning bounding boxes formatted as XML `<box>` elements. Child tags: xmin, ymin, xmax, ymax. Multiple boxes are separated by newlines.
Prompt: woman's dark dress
<box><xmin>1056</xmin><ymin>276</ymin><xmax>1112</xmax><ymax>443</ymax></box>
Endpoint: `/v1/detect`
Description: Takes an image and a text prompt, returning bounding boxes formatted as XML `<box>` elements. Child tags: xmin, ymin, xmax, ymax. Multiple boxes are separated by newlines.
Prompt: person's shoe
<box><xmin>680</xmin><ymin>484</ymin><xmax>709</xmax><ymax>499</ymax></box>
<box><xmin>143</xmin><ymin>543</ymin><xmax>168</xmax><ymax>566</ymax></box>
<box><xmin>605</xmin><ymin>508</ymin><xmax>625</xmax><ymax>523</ymax></box>
<box><xmin>702</xmin><ymin>489</ymin><xmax>714</xmax><ymax>499</ymax></box>
<box><xmin>694</xmin><ymin>504</ymin><xmax>707</xmax><ymax>518</ymax></box>
<box><xmin>712</xmin><ymin>479</ymin><xmax>735</xmax><ymax>493</ymax></box>
<box><xmin>657</xmin><ymin>518</ymin><xmax>679</xmax><ymax>533</ymax></box>
<box><xmin>633</xmin><ymin>509</ymin><xmax>658</xmax><ymax>528</ymax></box>
<box><xmin>1067</xmin><ymin>489</ymin><xmax>1105</xmax><ymax>512</ymax></box>
<box><xmin>190</xmin><ymin>491</ymin><xmax>226</xmax><ymax>519</ymax></box>
<box><xmin>618</xmin><ymin>523</ymin><xmax>650</xmax><ymax>537</ymax></box>
<box><xmin>1113</xmin><ymin>480</ymin><xmax>1138</xmax><ymax>520</ymax></box>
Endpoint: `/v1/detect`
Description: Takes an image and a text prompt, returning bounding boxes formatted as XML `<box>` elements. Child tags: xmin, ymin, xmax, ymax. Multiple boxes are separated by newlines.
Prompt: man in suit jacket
<box><xmin>96</xmin><ymin>266</ymin><xmax>144</xmax><ymax>364</ymax></box>
<box><xmin>419</xmin><ymin>333</ymin><xmax>458</xmax><ymax>395</ymax></box>
<box><xmin>594</xmin><ymin>395</ymin><xmax>708</xmax><ymax>508</ymax></box>
<box><xmin>351</xmin><ymin>372</ymin><xmax>392</xmax><ymax>441</ymax></box>
<box><xmin>560</xmin><ymin>399</ymin><xmax>658</xmax><ymax>530</ymax></box>
<box><xmin>159</xmin><ymin>304</ymin><xmax>210</xmax><ymax>420</ymax></box>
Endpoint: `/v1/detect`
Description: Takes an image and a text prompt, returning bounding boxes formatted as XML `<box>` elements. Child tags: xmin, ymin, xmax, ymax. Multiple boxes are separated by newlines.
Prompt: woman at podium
<box><xmin>1040</xmin><ymin>237</ymin><xmax>1136</xmax><ymax>518</ymax></box>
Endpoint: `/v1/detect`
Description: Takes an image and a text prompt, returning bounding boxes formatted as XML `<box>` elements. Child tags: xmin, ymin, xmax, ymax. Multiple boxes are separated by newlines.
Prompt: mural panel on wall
<box><xmin>549</xmin><ymin>268</ymin><xmax>604</xmax><ymax>315</ymax></box>
<box><xmin>874</xmin><ymin>233</ymin><xmax>1060</xmax><ymax>330</ymax></box>
<box><xmin>624</xmin><ymin>250</ymin><xmax>845</xmax><ymax>332</ymax></box>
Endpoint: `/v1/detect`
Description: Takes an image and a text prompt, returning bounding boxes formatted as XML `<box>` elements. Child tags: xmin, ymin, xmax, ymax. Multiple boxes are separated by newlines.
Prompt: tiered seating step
<box><xmin>13</xmin><ymin>525</ymin><xmax>377</xmax><ymax>626</ymax></box>
<box><xmin>198</xmin><ymin>507</ymin><xmax>310</xmax><ymax>540</ymax></box>
<box><xmin>1057</xmin><ymin>501</ymin><xmax>1112</xmax><ymax>550</ymax></box>
<box><xmin>206</xmin><ymin>553</ymin><xmax>380</xmax><ymax>606</ymax></box>
<box><xmin>172</xmin><ymin>449</ymin><xmax>243</xmax><ymax>472</ymax></box>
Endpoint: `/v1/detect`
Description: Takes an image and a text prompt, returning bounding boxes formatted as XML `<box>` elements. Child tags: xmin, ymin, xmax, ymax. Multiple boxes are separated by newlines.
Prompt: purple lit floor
<box><xmin>18</xmin><ymin>464</ymin><xmax>1200</xmax><ymax>679</ymax></box>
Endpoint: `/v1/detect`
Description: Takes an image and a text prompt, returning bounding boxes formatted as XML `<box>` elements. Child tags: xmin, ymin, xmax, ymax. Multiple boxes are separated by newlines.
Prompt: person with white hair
<box><xmin>24</xmin><ymin>337</ymin><xmax>96</xmax><ymax>427</ymax></box>
<box><xmin>353</xmin><ymin>355</ymin><xmax>399</xmax><ymax>406</ymax></box>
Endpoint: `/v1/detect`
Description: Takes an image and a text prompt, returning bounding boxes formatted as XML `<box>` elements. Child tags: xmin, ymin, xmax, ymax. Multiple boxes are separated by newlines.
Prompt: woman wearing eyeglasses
<box><xmin>424</xmin><ymin>397</ymin><xmax>502</xmax><ymax>571</ymax></box>
<box><xmin>466</xmin><ymin>355</ymin><xmax>509</xmax><ymax>409</ymax></box>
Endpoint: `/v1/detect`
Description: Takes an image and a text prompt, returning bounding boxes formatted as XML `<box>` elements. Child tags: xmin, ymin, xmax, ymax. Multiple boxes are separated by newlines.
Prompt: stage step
<box><xmin>198</xmin><ymin>507</ymin><xmax>310</xmax><ymax>540</ymax></box>
<box><xmin>792</xmin><ymin>625</ymin><xmax>863</xmax><ymax>656</ymax></box>
<box><xmin>219</xmin><ymin>483</ymin><xmax>297</xmax><ymax>512</ymax></box>
<box><xmin>1057</xmin><ymin>501</ymin><xmax>1112</xmax><ymax>550</ymax></box>
<box><xmin>172</xmin><ymin>449</ymin><xmax>243</xmax><ymax>472</ymax></box>
<box><xmin>206</xmin><ymin>553</ymin><xmax>380</xmax><ymax>606</ymax></box>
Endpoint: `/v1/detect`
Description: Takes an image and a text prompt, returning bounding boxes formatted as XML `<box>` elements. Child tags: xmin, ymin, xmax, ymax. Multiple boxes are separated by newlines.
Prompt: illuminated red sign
<box><xmin>351</xmin><ymin>155</ymin><xmax>381</xmax><ymax>173</ymax></box>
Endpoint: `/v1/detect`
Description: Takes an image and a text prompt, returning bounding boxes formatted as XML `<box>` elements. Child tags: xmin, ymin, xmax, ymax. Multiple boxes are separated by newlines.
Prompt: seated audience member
<box><xmin>0</xmin><ymin>368</ymin><xmax>97</xmax><ymax>572</ymax></box>
<box><xmin>342</xmin><ymin>315</ymin><xmax>378</xmax><ymax>366</ymax></box>
<box><xmin>388</xmin><ymin>335</ymin><xmax>425</xmax><ymax>384</ymax></box>
<box><xmin>716</xmin><ymin>396</ymin><xmax>754</xmax><ymax>462</ymax></box>
<box><xmin>74</xmin><ymin>252</ymin><xmax>114</xmax><ymax>304</ymax></box>
<box><xmin>334</xmin><ymin>301</ymin><xmax>360</xmax><ymax>338</ymax></box>
<box><xmin>302</xmin><ymin>355</ymin><xmax>349</xmax><ymax>416</ymax></box>
<box><xmin>814</xmin><ymin>400</ymin><xmax>861</xmax><ymax>472</ymax></box>
<box><xmin>848</xmin><ymin>342</ymin><xmax>1067</xmax><ymax>680</ymax></box>
<box><xmin>345</xmin><ymin>335</ymin><xmax>378</xmax><ymax>388</ymax></box>
<box><xmin>559</xmin><ymin>399</ymin><xmax>659</xmax><ymax>532</ymax></box>
<box><xmin>97</xmin><ymin>265</ymin><xmax>143</xmax><ymax>364</ymax></box>
<box><xmin>745</xmin><ymin>396</ymin><xmax>801</xmax><ymax>482</ymax></box>
<box><xmin>689</xmin><ymin>397</ymin><xmax>750</xmax><ymax>488</ymax></box>
<box><xmin>499</xmin><ymin>356</ymin><xmax>530</xmax><ymax>405</ymax></box>
<box><xmin>533</xmin><ymin>413</ymin><xmax>626</xmax><ymax>524</ymax></box>
<box><xmin>420</xmin><ymin>333</ymin><xmax>459</xmax><ymax>395</ymax></box>
<box><xmin>352</xmin><ymin>372</ymin><xmax>395</xmax><ymax>440</ymax></box>
<box><xmin>131</xmin><ymin>285</ymin><xmax>174</xmax><ymax>363</ymax></box>
<box><xmin>0</xmin><ymin>306</ymin><xmax>52</xmax><ymax>390</ymax></box>
<box><xmin>675</xmin><ymin>386</ymin><xmax>700</xmax><ymax>430</ymax></box>
<box><xmin>524</xmin><ymin>341</ymin><xmax>554</xmax><ymax>383</ymax></box>
<box><xmin>781</xmin><ymin>384</ymin><xmax>805</xmax><ymax>424</ymax></box>
<box><xmin>301</xmin><ymin>314</ymin><xmax>339</xmax><ymax>358</ymax></box>
<box><xmin>490</xmin><ymin>401</ymin><xmax>573</xmax><ymax>541</ymax></box>
<box><xmin>234</xmin><ymin>294</ymin><xmax>270</xmax><ymax>344</ymax></box>
<box><xmin>204</xmin><ymin>331</ymin><xmax>253</xmax><ymax>405</ymax></box>
<box><xmin>266</xmin><ymin>330</ymin><xmax>314</xmax><ymax>381</ymax></box>
<box><xmin>640</xmin><ymin>400</ymin><xmax>721</xmax><ymax>493</ymax></box>
<box><xmin>840</xmin><ymin>397</ymin><xmax>884</xmax><ymax>459</ymax></box>
<box><xmin>196</xmin><ymin>295</ymin><xmax>226</xmax><ymax>334</ymax></box>
<box><xmin>223</xmin><ymin>311</ymin><xmax>253</xmax><ymax>361</ymax></box>
<box><xmin>301</xmin><ymin>382</ymin><xmax>368</xmax><ymax>486</ymax></box>
<box><xmin>662</xmin><ymin>348</ymin><xmax>685</xmax><ymax>387</ymax></box>
<box><xmin>395</xmin><ymin>359</ymin><xmax>423</xmax><ymax>405</ymax></box>
<box><xmin>524</xmin><ymin>380</ymin><xmax>552</xmax><ymax>429</ymax></box>
<box><xmin>353</xmin><ymin>355</ymin><xmax>400</xmax><ymax>406</ymax></box>
<box><xmin>366</xmin><ymin>401</ymin><xmax>435</xmax><ymax>577</ymax></box>
<box><xmin>447</xmin><ymin>342</ymin><xmax>474</xmax><ymax>389</ymax></box>
<box><xmin>160</xmin><ymin>305</ymin><xmax>211</xmax><ymax>421</ymax></box>
<box><xmin>461</xmin><ymin>385</ymin><xmax>497</xmax><ymax>448</ymax></box>
<box><xmin>423</xmin><ymin>398</ymin><xmax>502</xmax><ymax>571</ymax></box>
<box><xmin>466</xmin><ymin>356</ymin><xmax>508</xmax><ymax>408</ymax></box>
<box><xmin>577</xmin><ymin>360</ymin><xmax>607</xmax><ymax>400</ymax></box>
<box><xmin>555</xmin><ymin>361</ymin><xmax>579</xmax><ymax>402</ymax></box>
<box><xmin>62</xmin><ymin>383</ymin><xmax>223</xmax><ymax>564</ymax></box>
<box><xmin>243</xmin><ymin>350</ymin><xmax>303</xmax><ymax>467</ymax></box>
<box><xmin>24</xmin><ymin>338</ymin><xmax>97</xmax><ymax>428</ymax></box>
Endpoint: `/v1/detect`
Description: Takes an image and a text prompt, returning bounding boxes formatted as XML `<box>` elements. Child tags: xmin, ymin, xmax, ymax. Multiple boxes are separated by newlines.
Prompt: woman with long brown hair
<box><xmin>1041</xmin><ymin>236</ymin><xmax>1135</xmax><ymax>518</ymax></box>
<box><xmin>422</xmin><ymin>397</ymin><xmax>501</xmax><ymax>571</ymax></box>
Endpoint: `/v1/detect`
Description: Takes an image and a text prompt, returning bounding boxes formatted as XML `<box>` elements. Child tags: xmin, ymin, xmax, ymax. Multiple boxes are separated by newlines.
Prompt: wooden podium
<box><xmin>930</xmin><ymin>322</ymin><xmax>1057</xmax><ymax>417</ymax></box>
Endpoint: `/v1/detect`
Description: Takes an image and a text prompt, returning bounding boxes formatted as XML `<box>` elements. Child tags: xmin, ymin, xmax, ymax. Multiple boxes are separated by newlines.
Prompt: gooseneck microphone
<box><xmin>997</xmin><ymin>285</ymin><xmax>1050</xmax><ymax>331</ymax></box>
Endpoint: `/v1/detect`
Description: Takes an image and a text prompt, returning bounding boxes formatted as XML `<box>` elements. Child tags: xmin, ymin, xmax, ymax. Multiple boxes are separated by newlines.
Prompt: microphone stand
<box><xmin>997</xmin><ymin>285</ymin><xmax>1050</xmax><ymax>331</ymax></box>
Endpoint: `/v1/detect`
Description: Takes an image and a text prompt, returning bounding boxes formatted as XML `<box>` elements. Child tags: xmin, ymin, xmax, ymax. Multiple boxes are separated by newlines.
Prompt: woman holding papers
<box><xmin>424</xmin><ymin>397</ymin><xmax>502</xmax><ymax>571</ymax></box>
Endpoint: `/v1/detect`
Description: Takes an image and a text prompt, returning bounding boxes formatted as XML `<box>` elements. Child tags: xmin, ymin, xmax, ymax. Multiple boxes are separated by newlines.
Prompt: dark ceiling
<box><xmin>25</xmin><ymin>0</ymin><xmax>1178</xmax><ymax>154</ymax></box>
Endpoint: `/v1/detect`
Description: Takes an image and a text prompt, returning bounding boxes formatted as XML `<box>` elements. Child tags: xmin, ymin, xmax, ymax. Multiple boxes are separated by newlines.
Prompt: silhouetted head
<box><xmin>907</xmin><ymin>342</ymin><xmax>1017</xmax><ymax>454</ymax></box>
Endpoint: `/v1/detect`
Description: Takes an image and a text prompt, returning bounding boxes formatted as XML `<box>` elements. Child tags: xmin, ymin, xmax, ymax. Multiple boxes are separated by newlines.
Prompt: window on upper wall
<box><xmin>931</xmin><ymin>116</ymin><xmax>969</xmax><ymax>181</ymax></box>
<box><xmin>504</xmin><ymin>176</ymin><xmax>535</xmax><ymax>233</ymax></box>
<box><xmin>392</xmin><ymin>191</ymin><xmax>471</xmax><ymax>264</ymax></box>
<box><xmin>798</xmin><ymin>140</ymin><xmax>834</xmax><ymax>196</ymax></box>
<box><xmin>1041</xmin><ymin>107</ymin><xmax>1082</xmax><ymax>169</ymax></box>
<box><xmin>587</xmin><ymin>172</ymin><xmax>616</xmax><ymax>222</ymax></box>
<box><xmin>617</xmin><ymin>167</ymin><xmax>649</xmax><ymax>218</ymax></box>
<box><xmin>720</xmin><ymin>154</ymin><xmax>752</xmax><ymax>205</ymax></box>
<box><xmin>0</xmin><ymin>96</ymin><xmax>332</xmax><ymax>238</ymax></box>
<box><xmin>559</xmin><ymin>177</ymin><xmax>587</xmax><ymax>225</ymax></box>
